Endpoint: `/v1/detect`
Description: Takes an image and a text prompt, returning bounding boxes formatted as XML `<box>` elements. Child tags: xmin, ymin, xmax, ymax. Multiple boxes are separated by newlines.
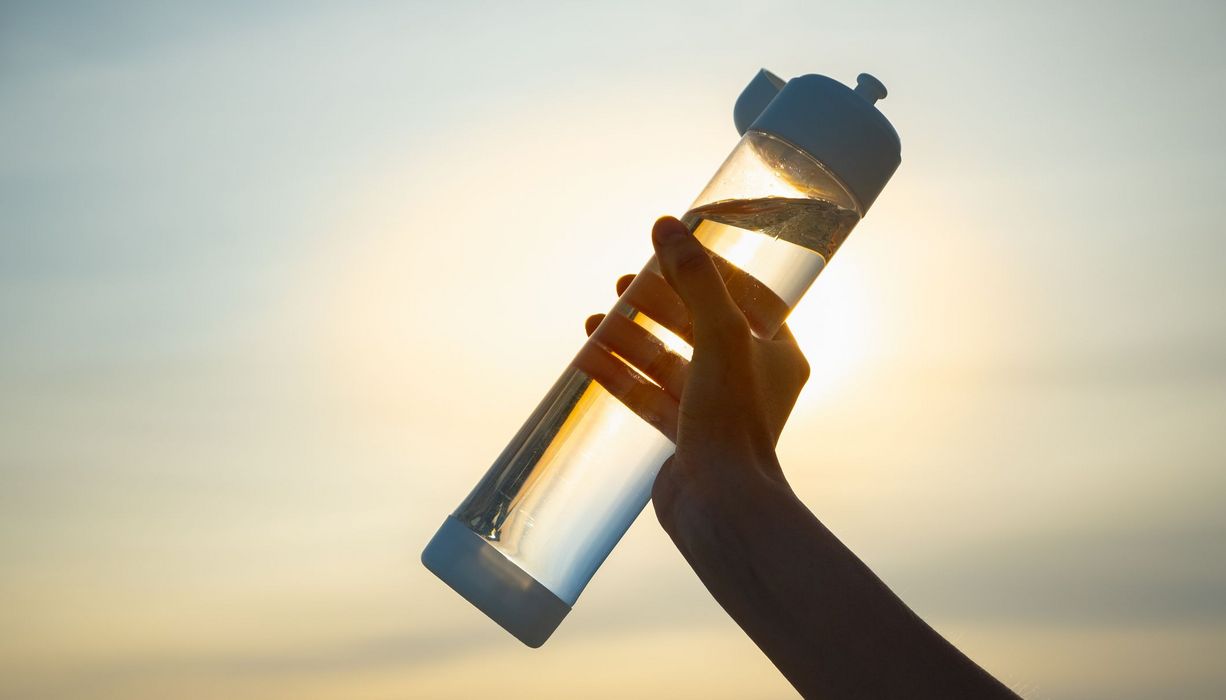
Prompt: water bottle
<box><xmin>422</xmin><ymin>69</ymin><xmax>902</xmax><ymax>646</ymax></box>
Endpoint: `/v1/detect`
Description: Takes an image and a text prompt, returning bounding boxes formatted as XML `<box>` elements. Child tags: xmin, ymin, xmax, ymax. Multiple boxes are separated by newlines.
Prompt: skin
<box><xmin>572</xmin><ymin>216</ymin><xmax>1020</xmax><ymax>699</ymax></box>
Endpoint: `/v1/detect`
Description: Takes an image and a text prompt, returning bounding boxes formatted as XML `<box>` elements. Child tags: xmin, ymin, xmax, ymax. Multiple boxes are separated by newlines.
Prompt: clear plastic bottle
<box><xmin>422</xmin><ymin>70</ymin><xmax>902</xmax><ymax>647</ymax></box>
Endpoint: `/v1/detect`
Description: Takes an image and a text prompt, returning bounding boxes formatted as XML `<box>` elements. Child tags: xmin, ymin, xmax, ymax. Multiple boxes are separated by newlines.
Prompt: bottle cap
<box><xmin>734</xmin><ymin>69</ymin><xmax>902</xmax><ymax>214</ymax></box>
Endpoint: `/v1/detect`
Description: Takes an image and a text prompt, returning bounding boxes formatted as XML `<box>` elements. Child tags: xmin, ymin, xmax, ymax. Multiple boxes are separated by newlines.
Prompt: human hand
<box><xmin>572</xmin><ymin>215</ymin><xmax>811</xmax><ymax>525</ymax></box>
<box><xmin>575</xmin><ymin>218</ymin><xmax>1020</xmax><ymax>700</ymax></box>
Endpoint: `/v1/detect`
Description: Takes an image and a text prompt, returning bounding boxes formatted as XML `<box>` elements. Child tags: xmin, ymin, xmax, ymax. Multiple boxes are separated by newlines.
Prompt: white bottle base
<box><xmin>421</xmin><ymin>516</ymin><xmax>571</xmax><ymax>647</ymax></box>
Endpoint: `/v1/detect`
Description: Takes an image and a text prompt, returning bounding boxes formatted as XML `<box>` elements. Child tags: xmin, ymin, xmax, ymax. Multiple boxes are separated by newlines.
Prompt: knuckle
<box><xmin>710</xmin><ymin>313</ymin><xmax>751</xmax><ymax>342</ymax></box>
<box><xmin>794</xmin><ymin>353</ymin><xmax>811</xmax><ymax>383</ymax></box>
<box><xmin>645</xmin><ymin>351</ymin><xmax>668</xmax><ymax>378</ymax></box>
<box><xmin>651</xmin><ymin>471</ymin><xmax>679</xmax><ymax>528</ymax></box>
<box><xmin>673</xmin><ymin>248</ymin><xmax>711</xmax><ymax>276</ymax></box>
<box><xmin>625</xmin><ymin>381</ymin><xmax>652</xmax><ymax>405</ymax></box>
<box><xmin>648</xmin><ymin>350</ymin><xmax>682</xmax><ymax>385</ymax></box>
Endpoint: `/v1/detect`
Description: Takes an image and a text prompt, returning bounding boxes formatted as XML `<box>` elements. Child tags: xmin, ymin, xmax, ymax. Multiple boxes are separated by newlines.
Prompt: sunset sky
<box><xmin>2</xmin><ymin>2</ymin><xmax>1225</xmax><ymax>698</ymax></box>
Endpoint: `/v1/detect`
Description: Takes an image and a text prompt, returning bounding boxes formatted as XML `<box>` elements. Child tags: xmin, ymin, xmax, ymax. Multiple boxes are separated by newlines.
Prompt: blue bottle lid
<box><xmin>734</xmin><ymin>69</ymin><xmax>902</xmax><ymax>214</ymax></box>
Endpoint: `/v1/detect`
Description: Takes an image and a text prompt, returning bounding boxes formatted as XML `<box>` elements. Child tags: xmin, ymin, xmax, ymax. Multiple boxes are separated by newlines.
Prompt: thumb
<box><xmin>651</xmin><ymin>216</ymin><xmax>747</xmax><ymax>344</ymax></box>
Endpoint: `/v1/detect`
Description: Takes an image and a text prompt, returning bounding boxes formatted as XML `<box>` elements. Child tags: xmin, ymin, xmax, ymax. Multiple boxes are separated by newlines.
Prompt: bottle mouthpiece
<box><xmin>854</xmin><ymin>73</ymin><xmax>888</xmax><ymax>104</ymax></box>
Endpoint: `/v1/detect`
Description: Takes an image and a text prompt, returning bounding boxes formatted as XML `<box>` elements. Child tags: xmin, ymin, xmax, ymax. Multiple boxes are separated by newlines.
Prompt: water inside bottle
<box><xmin>453</xmin><ymin>196</ymin><xmax>858</xmax><ymax>604</ymax></box>
<box><xmin>686</xmin><ymin>196</ymin><xmax>859</xmax><ymax>260</ymax></box>
<box><xmin>684</xmin><ymin>196</ymin><xmax>859</xmax><ymax>317</ymax></box>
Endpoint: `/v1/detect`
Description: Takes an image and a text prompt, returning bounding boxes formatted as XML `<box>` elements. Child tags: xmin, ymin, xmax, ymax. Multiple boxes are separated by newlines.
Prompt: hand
<box><xmin>572</xmin><ymin>215</ymin><xmax>810</xmax><ymax>524</ymax></box>
<box><xmin>575</xmin><ymin>217</ymin><xmax>1018</xmax><ymax>699</ymax></box>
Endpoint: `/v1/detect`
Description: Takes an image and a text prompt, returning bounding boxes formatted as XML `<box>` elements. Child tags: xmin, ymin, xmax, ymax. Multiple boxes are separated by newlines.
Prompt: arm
<box><xmin>656</xmin><ymin>452</ymin><xmax>1015</xmax><ymax>699</ymax></box>
<box><xmin>576</xmin><ymin>216</ymin><xmax>1018</xmax><ymax>698</ymax></box>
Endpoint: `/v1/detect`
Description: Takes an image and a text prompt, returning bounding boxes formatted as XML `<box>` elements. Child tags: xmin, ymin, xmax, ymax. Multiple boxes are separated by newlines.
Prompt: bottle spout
<box><xmin>734</xmin><ymin>69</ymin><xmax>786</xmax><ymax>135</ymax></box>
<box><xmin>853</xmin><ymin>73</ymin><xmax>888</xmax><ymax>104</ymax></box>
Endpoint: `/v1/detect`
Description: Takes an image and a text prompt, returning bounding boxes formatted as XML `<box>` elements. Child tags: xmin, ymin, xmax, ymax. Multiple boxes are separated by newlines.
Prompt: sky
<box><xmin>1</xmin><ymin>1</ymin><xmax>1224</xmax><ymax>698</ymax></box>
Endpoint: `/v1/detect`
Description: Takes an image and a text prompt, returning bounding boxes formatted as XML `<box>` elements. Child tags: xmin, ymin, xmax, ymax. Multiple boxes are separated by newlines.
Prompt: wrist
<box><xmin>652</xmin><ymin>451</ymin><xmax>794</xmax><ymax>540</ymax></box>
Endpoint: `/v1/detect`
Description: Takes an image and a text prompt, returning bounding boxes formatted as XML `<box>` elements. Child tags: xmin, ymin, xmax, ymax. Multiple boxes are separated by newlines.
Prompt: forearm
<box><xmin>656</xmin><ymin>461</ymin><xmax>1018</xmax><ymax>699</ymax></box>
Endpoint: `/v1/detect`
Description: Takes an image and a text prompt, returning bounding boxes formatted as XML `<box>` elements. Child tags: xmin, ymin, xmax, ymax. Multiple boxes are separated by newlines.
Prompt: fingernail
<box><xmin>653</xmin><ymin>216</ymin><xmax>687</xmax><ymax>244</ymax></box>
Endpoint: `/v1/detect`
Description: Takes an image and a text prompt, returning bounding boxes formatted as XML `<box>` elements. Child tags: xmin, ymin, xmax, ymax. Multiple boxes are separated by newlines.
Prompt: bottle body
<box><xmin>423</xmin><ymin>131</ymin><xmax>862</xmax><ymax>646</ymax></box>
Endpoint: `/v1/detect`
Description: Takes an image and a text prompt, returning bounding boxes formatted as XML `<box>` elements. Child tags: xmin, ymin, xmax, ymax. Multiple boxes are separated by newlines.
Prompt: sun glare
<box><xmin>784</xmin><ymin>254</ymin><xmax>877</xmax><ymax>407</ymax></box>
<box><xmin>636</xmin><ymin>314</ymin><xmax>693</xmax><ymax>359</ymax></box>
